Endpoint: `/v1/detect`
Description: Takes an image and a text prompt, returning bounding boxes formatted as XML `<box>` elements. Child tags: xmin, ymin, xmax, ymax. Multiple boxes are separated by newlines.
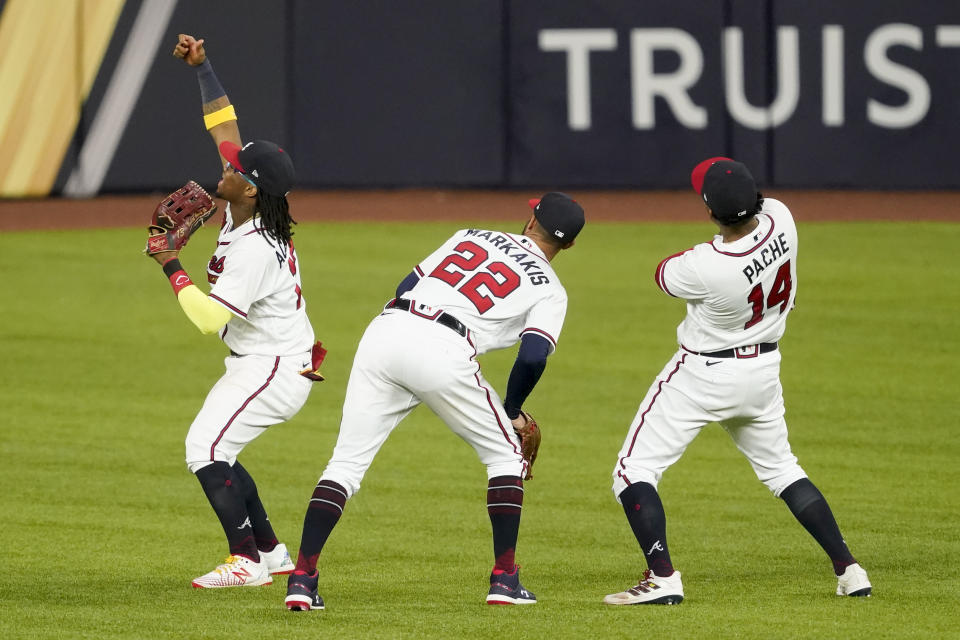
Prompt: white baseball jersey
<box><xmin>184</xmin><ymin>205</ymin><xmax>315</xmax><ymax>473</ymax></box>
<box><xmin>206</xmin><ymin>205</ymin><xmax>314</xmax><ymax>356</ymax></box>
<box><xmin>402</xmin><ymin>229</ymin><xmax>569</xmax><ymax>354</ymax></box>
<box><xmin>613</xmin><ymin>198</ymin><xmax>807</xmax><ymax>500</ymax></box>
<box><xmin>654</xmin><ymin>198</ymin><xmax>798</xmax><ymax>352</ymax></box>
<box><xmin>317</xmin><ymin>228</ymin><xmax>569</xmax><ymax>496</ymax></box>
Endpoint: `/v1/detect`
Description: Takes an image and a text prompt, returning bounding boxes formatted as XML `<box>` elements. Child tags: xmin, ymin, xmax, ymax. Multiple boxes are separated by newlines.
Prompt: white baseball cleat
<box><xmin>191</xmin><ymin>554</ymin><xmax>272</xmax><ymax>589</ymax></box>
<box><xmin>260</xmin><ymin>543</ymin><xmax>296</xmax><ymax>575</ymax></box>
<box><xmin>603</xmin><ymin>569</ymin><xmax>684</xmax><ymax>605</ymax></box>
<box><xmin>836</xmin><ymin>563</ymin><xmax>872</xmax><ymax>597</ymax></box>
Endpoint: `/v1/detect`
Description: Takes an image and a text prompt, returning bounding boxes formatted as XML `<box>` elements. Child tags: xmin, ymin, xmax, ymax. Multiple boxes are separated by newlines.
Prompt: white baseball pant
<box><xmin>613</xmin><ymin>348</ymin><xmax>807</xmax><ymax>499</ymax></box>
<box><xmin>185</xmin><ymin>352</ymin><xmax>313</xmax><ymax>473</ymax></box>
<box><xmin>319</xmin><ymin>310</ymin><xmax>526</xmax><ymax>497</ymax></box>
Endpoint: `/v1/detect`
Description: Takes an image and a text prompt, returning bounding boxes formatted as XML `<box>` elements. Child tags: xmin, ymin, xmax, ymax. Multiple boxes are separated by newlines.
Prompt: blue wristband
<box><xmin>197</xmin><ymin>59</ymin><xmax>226</xmax><ymax>103</ymax></box>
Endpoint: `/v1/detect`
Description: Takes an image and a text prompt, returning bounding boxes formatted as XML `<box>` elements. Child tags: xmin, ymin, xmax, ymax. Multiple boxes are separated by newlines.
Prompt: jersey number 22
<box><xmin>429</xmin><ymin>241</ymin><xmax>521</xmax><ymax>313</ymax></box>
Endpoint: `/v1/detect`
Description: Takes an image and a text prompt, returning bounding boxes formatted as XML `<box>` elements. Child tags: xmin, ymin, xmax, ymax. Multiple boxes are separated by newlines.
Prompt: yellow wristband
<box><xmin>203</xmin><ymin>105</ymin><xmax>237</xmax><ymax>130</ymax></box>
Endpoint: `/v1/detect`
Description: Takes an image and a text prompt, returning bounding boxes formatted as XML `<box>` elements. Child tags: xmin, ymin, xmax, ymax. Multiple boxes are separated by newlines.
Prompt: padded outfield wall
<box><xmin>0</xmin><ymin>0</ymin><xmax>958</xmax><ymax>197</ymax></box>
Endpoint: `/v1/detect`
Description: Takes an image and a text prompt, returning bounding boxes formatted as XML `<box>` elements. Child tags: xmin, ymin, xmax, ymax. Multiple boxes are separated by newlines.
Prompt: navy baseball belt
<box><xmin>386</xmin><ymin>298</ymin><xmax>468</xmax><ymax>337</ymax></box>
<box><xmin>682</xmin><ymin>342</ymin><xmax>778</xmax><ymax>359</ymax></box>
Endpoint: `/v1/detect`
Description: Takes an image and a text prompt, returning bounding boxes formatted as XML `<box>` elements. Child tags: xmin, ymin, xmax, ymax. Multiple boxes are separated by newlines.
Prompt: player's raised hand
<box><xmin>173</xmin><ymin>33</ymin><xmax>206</xmax><ymax>66</ymax></box>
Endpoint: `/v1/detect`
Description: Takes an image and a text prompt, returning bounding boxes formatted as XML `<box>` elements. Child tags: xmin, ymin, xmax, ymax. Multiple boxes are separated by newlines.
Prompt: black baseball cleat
<box><xmin>486</xmin><ymin>566</ymin><xmax>537</xmax><ymax>605</ymax></box>
<box><xmin>285</xmin><ymin>571</ymin><xmax>324</xmax><ymax>611</ymax></box>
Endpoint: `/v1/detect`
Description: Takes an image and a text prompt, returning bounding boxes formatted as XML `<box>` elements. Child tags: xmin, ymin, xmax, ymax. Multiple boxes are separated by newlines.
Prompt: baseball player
<box><xmin>604</xmin><ymin>158</ymin><xmax>871</xmax><ymax>605</ymax></box>
<box><xmin>147</xmin><ymin>34</ymin><xmax>324</xmax><ymax>588</ymax></box>
<box><xmin>283</xmin><ymin>193</ymin><xmax>585</xmax><ymax>611</ymax></box>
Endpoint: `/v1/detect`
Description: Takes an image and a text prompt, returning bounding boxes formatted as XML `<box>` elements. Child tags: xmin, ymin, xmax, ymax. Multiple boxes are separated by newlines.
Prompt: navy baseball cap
<box><xmin>219</xmin><ymin>140</ymin><xmax>295</xmax><ymax>197</ymax></box>
<box><xmin>527</xmin><ymin>192</ymin><xmax>585</xmax><ymax>242</ymax></box>
<box><xmin>690</xmin><ymin>157</ymin><xmax>758</xmax><ymax>224</ymax></box>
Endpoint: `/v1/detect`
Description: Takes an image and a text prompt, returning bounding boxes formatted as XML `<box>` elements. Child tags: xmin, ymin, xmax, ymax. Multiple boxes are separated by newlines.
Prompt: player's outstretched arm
<box><xmin>503</xmin><ymin>334</ymin><xmax>549</xmax><ymax>479</ymax></box>
<box><xmin>173</xmin><ymin>34</ymin><xmax>242</xmax><ymax>166</ymax></box>
<box><xmin>503</xmin><ymin>334</ymin><xmax>551</xmax><ymax>420</ymax></box>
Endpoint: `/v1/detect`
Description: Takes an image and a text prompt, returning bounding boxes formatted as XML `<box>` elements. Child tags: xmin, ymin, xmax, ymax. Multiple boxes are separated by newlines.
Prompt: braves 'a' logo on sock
<box><xmin>237</xmin><ymin>517</ymin><xmax>252</xmax><ymax>530</ymax></box>
<box><xmin>647</xmin><ymin>540</ymin><xmax>664</xmax><ymax>555</ymax></box>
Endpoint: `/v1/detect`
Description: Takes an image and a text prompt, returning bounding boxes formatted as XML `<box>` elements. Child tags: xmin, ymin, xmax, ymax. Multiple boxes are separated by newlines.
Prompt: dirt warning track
<box><xmin>1</xmin><ymin>189</ymin><xmax>957</xmax><ymax>232</ymax></box>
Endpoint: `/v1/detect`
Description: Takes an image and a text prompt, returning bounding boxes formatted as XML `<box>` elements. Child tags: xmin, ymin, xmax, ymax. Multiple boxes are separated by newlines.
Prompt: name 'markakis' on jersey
<box><xmin>464</xmin><ymin>229</ymin><xmax>551</xmax><ymax>285</ymax></box>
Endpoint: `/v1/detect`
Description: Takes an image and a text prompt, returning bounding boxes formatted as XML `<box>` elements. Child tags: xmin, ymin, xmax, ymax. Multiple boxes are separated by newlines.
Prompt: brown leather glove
<box><xmin>512</xmin><ymin>411</ymin><xmax>541</xmax><ymax>481</ymax></box>
<box><xmin>145</xmin><ymin>181</ymin><xmax>217</xmax><ymax>255</ymax></box>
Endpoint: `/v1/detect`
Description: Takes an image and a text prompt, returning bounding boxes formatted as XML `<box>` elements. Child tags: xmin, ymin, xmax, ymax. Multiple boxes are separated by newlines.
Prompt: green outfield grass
<box><xmin>0</xmin><ymin>220</ymin><xmax>957</xmax><ymax>639</ymax></box>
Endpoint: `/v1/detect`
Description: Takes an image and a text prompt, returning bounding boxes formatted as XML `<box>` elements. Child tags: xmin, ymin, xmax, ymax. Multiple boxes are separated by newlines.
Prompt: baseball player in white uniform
<box><xmin>284</xmin><ymin>193</ymin><xmax>585</xmax><ymax>611</ymax></box>
<box><xmin>152</xmin><ymin>34</ymin><xmax>325</xmax><ymax>589</ymax></box>
<box><xmin>603</xmin><ymin>158</ymin><xmax>871</xmax><ymax>605</ymax></box>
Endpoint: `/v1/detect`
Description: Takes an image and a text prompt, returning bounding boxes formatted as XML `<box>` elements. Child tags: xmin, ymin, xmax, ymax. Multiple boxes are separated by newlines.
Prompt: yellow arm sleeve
<box><xmin>176</xmin><ymin>285</ymin><xmax>233</xmax><ymax>335</ymax></box>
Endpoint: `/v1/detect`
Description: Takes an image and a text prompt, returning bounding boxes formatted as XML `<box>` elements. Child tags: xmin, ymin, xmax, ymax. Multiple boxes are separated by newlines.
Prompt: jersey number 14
<box><xmin>744</xmin><ymin>260</ymin><xmax>792</xmax><ymax>329</ymax></box>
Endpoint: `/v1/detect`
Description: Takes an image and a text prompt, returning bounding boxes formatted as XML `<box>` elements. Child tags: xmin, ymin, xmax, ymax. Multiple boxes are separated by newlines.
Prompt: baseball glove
<box><xmin>299</xmin><ymin>340</ymin><xmax>328</xmax><ymax>382</ymax></box>
<box><xmin>513</xmin><ymin>411</ymin><xmax>541</xmax><ymax>481</ymax></box>
<box><xmin>145</xmin><ymin>181</ymin><xmax>217</xmax><ymax>255</ymax></box>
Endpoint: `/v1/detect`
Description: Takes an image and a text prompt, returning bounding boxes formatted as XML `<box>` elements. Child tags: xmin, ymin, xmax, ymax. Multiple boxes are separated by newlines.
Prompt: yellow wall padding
<box><xmin>0</xmin><ymin>0</ymin><xmax>125</xmax><ymax>197</ymax></box>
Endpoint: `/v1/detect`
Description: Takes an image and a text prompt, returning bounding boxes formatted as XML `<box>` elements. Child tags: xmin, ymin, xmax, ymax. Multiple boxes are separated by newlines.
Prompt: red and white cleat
<box><xmin>191</xmin><ymin>554</ymin><xmax>272</xmax><ymax>589</ymax></box>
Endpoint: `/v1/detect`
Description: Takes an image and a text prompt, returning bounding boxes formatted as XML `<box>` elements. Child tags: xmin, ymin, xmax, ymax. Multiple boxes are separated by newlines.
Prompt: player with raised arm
<box><xmin>143</xmin><ymin>34</ymin><xmax>326</xmax><ymax>589</ymax></box>
<box><xmin>283</xmin><ymin>193</ymin><xmax>585</xmax><ymax>611</ymax></box>
<box><xmin>604</xmin><ymin>158</ymin><xmax>871</xmax><ymax>605</ymax></box>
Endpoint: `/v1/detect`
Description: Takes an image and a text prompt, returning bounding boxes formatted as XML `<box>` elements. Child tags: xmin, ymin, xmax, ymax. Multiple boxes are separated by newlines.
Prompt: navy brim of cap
<box><xmin>690</xmin><ymin>156</ymin><xmax>733</xmax><ymax>195</ymax></box>
<box><xmin>218</xmin><ymin>141</ymin><xmax>245</xmax><ymax>172</ymax></box>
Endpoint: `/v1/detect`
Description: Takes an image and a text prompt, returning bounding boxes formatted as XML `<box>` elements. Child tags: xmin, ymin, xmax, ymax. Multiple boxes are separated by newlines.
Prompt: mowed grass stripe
<box><xmin>0</xmin><ymin>221</ymin><xmax>957</xmax><ymax>639</ymax></box>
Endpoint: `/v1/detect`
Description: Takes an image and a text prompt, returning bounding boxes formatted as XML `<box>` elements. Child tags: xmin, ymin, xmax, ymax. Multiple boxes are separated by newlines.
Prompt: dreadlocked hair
<box><xmin>255</xmin><ymin>191</ymin><xmax>296</xmax><ymax>246</ymax></box>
